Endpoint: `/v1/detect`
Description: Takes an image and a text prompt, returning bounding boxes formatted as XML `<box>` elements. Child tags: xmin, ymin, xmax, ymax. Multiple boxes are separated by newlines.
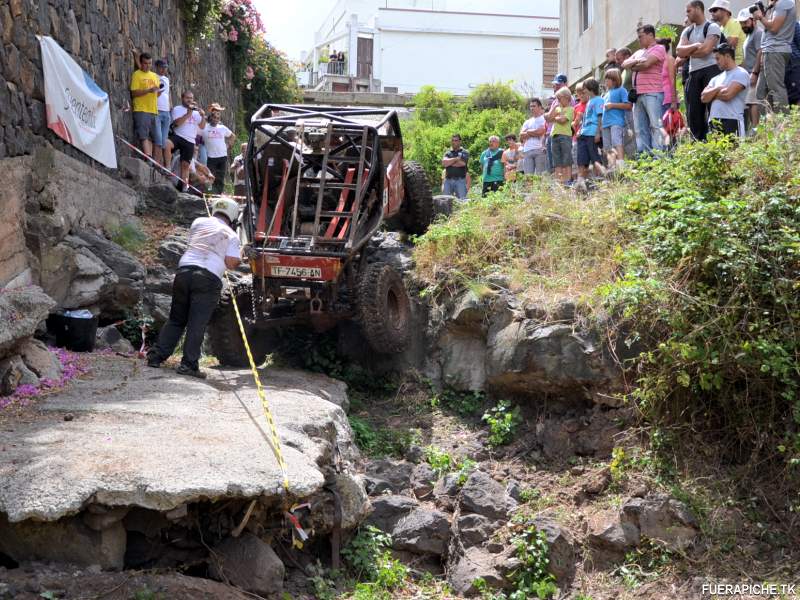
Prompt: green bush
<box><xmin>468</xmin><ymin>82</ymin><xmax>526</xmax><ymax>111</ymax></box>
<box><xmin>482</xmin><ymin>400</ymin><xmax>522</xmax><ymax>447</ymax></box>
<box><xmin>404</xmin><ymin>84</ymin><xmax>526</xmax><ymax>185</ymax></box>
<box><xmin>602</xmin><ymin>116</ymin><xmax>800</xmax><ymax>464</ymax></box>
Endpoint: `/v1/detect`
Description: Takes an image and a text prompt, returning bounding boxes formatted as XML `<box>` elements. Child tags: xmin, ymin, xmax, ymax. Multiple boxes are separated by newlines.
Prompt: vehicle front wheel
<box><xmin>356</xmin><ymin>262</ymin><xmax>412</xmax><ymax>354</ymax></box>
<box><xmin>206</xmin><ymin>284</ymin><xmax>272</xmax><ymax>367</ymax></box>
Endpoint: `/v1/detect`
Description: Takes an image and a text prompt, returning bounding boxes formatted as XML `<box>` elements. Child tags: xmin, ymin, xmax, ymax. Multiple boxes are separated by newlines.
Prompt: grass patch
<box><xmin>110</xmin><ymin>221</ymin><xmax>148</xmax><ymax>255</ymax></box>
<box><xmin>413</xmin><ymin>177</ymin><xmax>628</xmax><ymax>308</ymax></box>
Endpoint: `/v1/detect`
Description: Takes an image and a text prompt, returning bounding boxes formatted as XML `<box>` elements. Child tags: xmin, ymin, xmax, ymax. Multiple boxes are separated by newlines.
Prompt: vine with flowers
<box><xmin>217</xmin><ymin>0</ymin><xmax>300</xmax><ymax>123</ymax></box>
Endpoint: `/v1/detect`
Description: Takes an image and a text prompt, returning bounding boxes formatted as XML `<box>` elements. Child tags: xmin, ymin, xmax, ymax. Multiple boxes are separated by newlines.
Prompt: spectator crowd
<box><xmin>129</xmin><ymin>52</ymin><xmax>243</xmax><ymax>196</ymax></box>
<box><xmin>441</xmin><ymin>0</ymin><xmax>800</xmax><ymax>197</ymax></box>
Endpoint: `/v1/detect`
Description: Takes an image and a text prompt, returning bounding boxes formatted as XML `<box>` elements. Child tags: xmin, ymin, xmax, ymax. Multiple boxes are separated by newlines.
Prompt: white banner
<box><xmin>37</xmin><ymin>35</ymin><xmax>117</xmax><ymax>168</ymax></box>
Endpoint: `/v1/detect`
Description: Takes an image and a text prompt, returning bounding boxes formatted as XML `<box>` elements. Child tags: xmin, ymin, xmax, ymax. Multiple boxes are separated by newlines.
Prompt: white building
<box><xmin>304</xmin><ymin>0</ymin><xmax>560</xmax><ymax>97</ymax></box>
<box><xmin>560</xmin><ymin>0</ymin><xmax>752</xmax><ymax>84</ymax></box>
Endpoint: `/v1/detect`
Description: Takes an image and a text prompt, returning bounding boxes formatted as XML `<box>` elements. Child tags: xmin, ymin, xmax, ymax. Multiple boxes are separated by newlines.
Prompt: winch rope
<box><xmin>118</xmin><ymin>136</ymin><xmax>290</xmax><ymax>495</ymax></box>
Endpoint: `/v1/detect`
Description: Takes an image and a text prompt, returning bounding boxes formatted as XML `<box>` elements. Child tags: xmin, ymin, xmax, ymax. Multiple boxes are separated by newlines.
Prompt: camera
<box><xmin>749</xmin><ymin>1</ymin><xmax>766</xmax><ymax>14</ymax></box>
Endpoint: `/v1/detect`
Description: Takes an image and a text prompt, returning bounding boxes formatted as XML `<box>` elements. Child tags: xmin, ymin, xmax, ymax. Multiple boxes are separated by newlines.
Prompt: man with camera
<box><xmin>171</xmin><ymin>91</ymin><xmax>207</xmax><ymax>193</ymax></box>
<box><xmin>750</xmin><ymin>0</ymin><xmax>797</xmax><ymax>110</ymax></box>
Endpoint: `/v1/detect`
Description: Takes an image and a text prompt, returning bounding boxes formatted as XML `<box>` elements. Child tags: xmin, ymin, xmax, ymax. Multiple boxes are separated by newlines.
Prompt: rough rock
<box><xmin>0</xmin><ymin>286</ymin><xmax>56</xmax><ymax>355</ymax></box>
<box><xmin>0</xmin><ymin>357</ymin><xmax>356</xmax><ymax>523</ymax></box>
<box><xmin>145</xmin><ymin>186</ymin><xmax>209</xmax><ymax>227</ymax></box>
<box><xmin>411</xmin><ymin>463</ymin><xmax>436</xmax><ymax>498</ymax></box>
<box><xmin>331</xmin><ymin>472</ymin><xmax>370</xmax><ymax>531</ymax></box>
<box><xmin>537</xmin><ymin>409</ymin><xmax>624</xmax><ymax>460</ymax></box>
<box><xmin>532</xmin><ymin>516</ymin><xmax>576</xmax><ymax>583</ymax></box>
<box><xmin>0</xmin><ymin>158</ymin><xmax>31</xmax><ymax>288</ymax></box>
<box><xmin>448</xmin><ymin>546</ymin><xmax>505</xmax><ymax>596</ymax></box>
<box><xmin>455</xmin><ymin>513</ymin><xmax>496</xmax><ymax>548</ymax></box>
<box><xmin>365</xmin><ymin>495</ymin><xmax>419</xmax><ymax>533</ymax></box>
<box><xmin>82</xmin><ymin>506</ymin><xmax>129</xmax><ymax>531</ymax></box>
<box><xmin>158</xmin><ymin>235</ymin><xmax>189</xmax><ymax>270</ymax></box>
<box><xmin>0</xmin><ymin>355</ymin><xmax>39</xmax><ymax>395</ymax></box>
<box><xmin>144</xmin><ymin>292</ymin><xmax>172</xmax><ymax>327</ymax></box>
<box><xmin>364</xmin><ymin>231</ymin><xmax>413</xmax><ymax>274</ymax></box>
<box><xmin>364</xmin><ymin>458</ymin><xmax>414</xmax><ymax>495</ymax></box>
<box><xmin>433</xmin><ymin>473</ymin><xmax>461</xmax><ymax>511</ymax></box>
<box><xmin>622</xmin><ymin>495</ymin><xmax>699</xmax><ymax>551</ymax></box>
<box><xmin>209</xmin><ymin>533</ymin><xmax>284</xmax><ymax>596</ymax></box>
<box><xmin>433</xmin><ymin>194</ymin><xmax>454</xmax><ymax>217</ymax></box>
<box><xmin>505</xmin><ymin>479</ymin><xmax>523</xmax><ymax>502</ymax></box>
<box><xmin>17</xmin><ymin>338</ymin><xmax>61</xmax><ymax>381</ymax></box>
<box><xmin>459</xmin><ymin>471</ymin><xmax>517</xmax><ymax>521</ymax></box>
<box><xmin>0</xmin><ymin>514</ymin><xmax>126</xmax><ymax>570</ymax></box>
<box><xmin>588</xmin><ymin>509</ymin><xmax>641</xmax><ymax>559</ymax></box>
<box><xmin>392</xmin><ymin>508</ymin><xmax>451</xmax><ymax>556</ymax></box>
<box><xmin>145</xmin><ymin>264</ymin><xmax>175</xmax><ymax>295</ymax></box>
<box><xmin>74</xmin><ymin>229</ymin><xmax>146</xmax><ymax>314</ymax></box>
<box><xmin>582</xmin><ymin>467</ymin><xmax>612</xmax><ymax>495</ymax></box>
<box><xmin>427</xmin><ymin>291</ymin><xmax>623</xmax><ymax>398</ymax></box>
<box><xmin>95</xmin><ymin>326</ymin><xmax>135</xmax><ymax>354</ymax></box>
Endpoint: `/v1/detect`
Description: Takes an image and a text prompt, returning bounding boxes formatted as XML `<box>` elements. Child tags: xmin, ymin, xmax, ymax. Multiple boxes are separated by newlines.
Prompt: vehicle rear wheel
<box><xmin>356</xmin><ymin>262</ymin><xmax>411</xmax><ymax>354</ymax></box>
<box><xmin>206</xmin><ymin>284</ymin><xmax>272</xmax><ymax>367</ymax></box>
<box><xmin>402</xmin><ymin>160</ymin><xmax>434</xmax><ymax>235</ymax></box>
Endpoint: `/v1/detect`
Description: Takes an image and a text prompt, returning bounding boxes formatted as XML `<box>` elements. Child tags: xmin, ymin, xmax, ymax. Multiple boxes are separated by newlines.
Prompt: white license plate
<box><xmin>270</xmin><ymin>266</ymin><xmax>322</xmax><ymax>278</ymax></box>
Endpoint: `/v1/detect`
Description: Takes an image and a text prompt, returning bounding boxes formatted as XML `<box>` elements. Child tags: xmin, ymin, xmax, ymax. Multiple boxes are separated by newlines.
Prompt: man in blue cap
<box><xmin>546</xmin><ymin>73</ymin><xmax>572</xmax><ymax>173</ymax></box>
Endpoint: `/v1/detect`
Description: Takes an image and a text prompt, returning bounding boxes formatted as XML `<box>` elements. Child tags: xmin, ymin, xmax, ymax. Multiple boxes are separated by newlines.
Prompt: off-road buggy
<box><xmin>206</xmin><ymin>104</ymin><xmax>433</xmax><ymax>366</ymax></box>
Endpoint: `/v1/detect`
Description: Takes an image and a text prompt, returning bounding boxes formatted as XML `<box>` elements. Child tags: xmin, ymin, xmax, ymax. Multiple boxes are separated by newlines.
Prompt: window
<box><xmin>542</xmin><ymin>39</ymin><xmax>559</xmax><ymax>87</ymax></box>
<box><xmin>581</xmin><ymin>0</ymin><xmax>593</xmax><ymax>32</ymax></box>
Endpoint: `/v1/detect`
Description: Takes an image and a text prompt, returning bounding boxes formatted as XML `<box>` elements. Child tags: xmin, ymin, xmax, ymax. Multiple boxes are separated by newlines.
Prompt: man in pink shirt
<box><xmin>623</xmin><ymin>24</ymin><xmax>667</xmax><ymax>152</ymax></box>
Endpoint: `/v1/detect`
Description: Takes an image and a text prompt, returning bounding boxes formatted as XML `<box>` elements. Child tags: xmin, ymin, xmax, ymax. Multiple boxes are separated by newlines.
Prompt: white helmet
<box><xmin>211</xmin><ymin>198</ymin><xmax>239</xmax><ymax>224</ymax></box>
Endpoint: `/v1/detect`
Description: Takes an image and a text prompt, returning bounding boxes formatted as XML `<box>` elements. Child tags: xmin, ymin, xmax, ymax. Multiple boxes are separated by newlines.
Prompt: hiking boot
<box><xmin>176</xmin><ymin>363</ymin><xmax>207</xmax><ymax>379</ymax></box>
<box><xmin>145</xmin><ymin>353</ymin><xmax>161</xmax><ymax>368</ymax></box>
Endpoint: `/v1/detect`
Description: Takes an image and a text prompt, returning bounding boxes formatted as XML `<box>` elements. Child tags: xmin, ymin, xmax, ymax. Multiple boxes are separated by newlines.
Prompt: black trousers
<box><xmin>482</xmin><ymin>180</ymin><xmax>503</xmax><ymax>197</ymax></box>
<box><xmin>686</xmin><ymin>64</ymin><xmax>721</xmax><ymax>142</ymax></box>
<box><xmin>709</xmin><ymin>118</ymin><xmax>739</xmax><ymax>137</ymax></box>
<box><xmin>150</xmin><ymin>266</ymin><xmax>222</xmax><ymax>370</ymax></box>
<box><xmin>207</xmin><ymin>156</ymin><xmax>228</xmax><ymax>195</ymax></box>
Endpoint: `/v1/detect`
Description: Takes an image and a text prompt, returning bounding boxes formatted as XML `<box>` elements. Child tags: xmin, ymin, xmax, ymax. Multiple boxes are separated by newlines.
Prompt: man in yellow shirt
<box><xmin>710</xmin><ymin>0</ymin><xmax>745</xmax><ymax>64</ymax></box>
<box><xmin>129</xmin><ymin>53</ymin><xmax>161</xmax><ymax>158</ymax></box>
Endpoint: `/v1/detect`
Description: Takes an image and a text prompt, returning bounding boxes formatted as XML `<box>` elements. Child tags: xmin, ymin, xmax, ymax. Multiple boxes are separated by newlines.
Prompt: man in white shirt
<box><xmin>519</xmin><ymin>98</ymin><xmax>548</xmax><ymax>175</ymax></box>
<box><xmin>171</xmin><ymin>90</ymin><xmax>206</xmax><ymax>192</ymax></box>
<box><xmin>147</xmin><ymin>198</ymin><xmax>241</xmax><ymax>378</ymax></box>
<box><xmin>154</xmin><ymin>59</ymin><xmax>171</xmax><ymax>167</ymax></box>
<box><xmin>202</xmin><ymin>103</ymin><xmax>235</xmax><ymax>194</ymax></box>
<box><xmin>701</xmin><ymin>43</ymin><xmax>750</xmax><ymax>136</ymax></box>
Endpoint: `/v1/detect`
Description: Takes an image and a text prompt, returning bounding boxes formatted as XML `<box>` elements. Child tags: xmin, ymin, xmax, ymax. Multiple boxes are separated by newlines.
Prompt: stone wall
<box><xmin>0</xmin><ymin>161</ymin><xmax>31</xmax><ymax>288</ymax></box>
<box><xmin>0</xmin><ymin>0</ymin><xmax>241</xmax><ymax>170</ymax></box>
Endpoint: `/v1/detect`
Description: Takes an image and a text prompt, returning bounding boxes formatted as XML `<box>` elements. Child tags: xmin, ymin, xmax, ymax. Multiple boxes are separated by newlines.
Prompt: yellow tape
<box><xmin>202</xmin><ymin>198</ymin><xmax>291</xmax><ymax>493</ymax></box>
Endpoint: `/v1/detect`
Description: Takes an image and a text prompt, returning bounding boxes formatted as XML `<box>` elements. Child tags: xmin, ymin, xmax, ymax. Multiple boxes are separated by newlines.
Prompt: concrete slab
<box><xmin>0</xmin><ymin>356</ymin><xmax>356</xmax><ymax>523</ymax></box>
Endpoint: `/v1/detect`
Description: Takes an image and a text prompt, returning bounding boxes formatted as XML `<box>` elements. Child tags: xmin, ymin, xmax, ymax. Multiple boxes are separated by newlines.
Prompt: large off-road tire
<box><xmin>206</xmin><ymin>286</ymin><xmax>271</xmax><ymax>367</ymax></box>
<box><xmin>357</xmin><ymin>262</ymin><xmax>412</xmax><ymax>354</ymax></box>
<box><xmin>402</xmin><ymin>160</ymin><xmax>434</xmax><ymax>235</ymax></box>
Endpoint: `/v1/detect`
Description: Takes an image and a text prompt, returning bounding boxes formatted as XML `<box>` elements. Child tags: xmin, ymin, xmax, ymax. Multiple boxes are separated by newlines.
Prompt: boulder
<box><xmin>0</xmin><ymin>286</ymin><xmax>56</xmax><ymax>354</ymax></box>
<box><xmin>144</xmin><ymin>182</ymin><xmax>180</xmax><ymax>214</ymax></box>
<box><xmin>411</xmin><ymin>463</ymin><xmax>436</xmax><ymax>498</ymax></box>
<box><xmin>17</xmin><ymin>339</ymin><xmax>61</xmax><ymax>382</ymax></box>
<box><xmin>433</xmin><ymin>194</ymin><xmax>454</xmax><ymax>217</ymax></box>
<box><xmin>158</xmin><ymin>235</ymin><xmax>188</xmax><ymax>270</ymax></box>
<box><xmin>0</xmin><ymin>355</ymin><xmax>39</xmax><ymax>396</ymax></box>
<box><xmin>432</xmin><ymin>473</ymin><xmax>461</xmax><ymax>512</ymax></box>
<box><xmin>532</xmin><ymin>516</ymin><xmax>576</xmax><ymax>583</ymax></box>
<box><xmin>622</xmin><ymin>495</ymin><xmax>699</xmax><ymax>551</ymax></box>
<box><xmin>74</xmin><ymin>229</ymin><xmax>146</xmax><ymax>314</ymax></box>
<box><xmin>144</xmin><ymin>292</ymin><xmax>172</xmax><ymax>327</ymax></box>
<box><xmin>95</xmin><ymin>326</ymin><xmax>135</xmax><ymax>354</ymax></box>
<box><xmin>365</xmin><ymin>495</ymin><xmax>419</xmax><ymax>533</ymax></box>
<box><xmin>364</xmin><ymin>231</ymin><xmax>413</xmax><ymax>274</ymax></box>
<box><xmin>459</xmin><ymin>471</ymin><xmax>517</xmax><ymax>521</ymax></box>
<box><xmin>82</xmin><ymin>506</ymin><xmax>129</xmax><ymax>531</ymax></box>
<box><xmin>0</xmin><ymin>514</ymin><xmax>125</xmax><ymax>570</ymax></box>
<box><xmin>486</xmin><ymin>320</ymin><xmax>618</xmax><ymax>397</ymax></box>
<box><xmin>448</xmin><ymin>546</ymin><xmax>505</xmax><ymax>597</ymax></box>
<box><xmin>364</xmin><ymin>458</ymin><xmax>414</xmax><ymax>495</ymax></box>
<box><xmin>455</xmin><ymin>513</ymin><xmax>496</xmax><ymax>549</ymax></box>
<box><xmin>392</xmin><ymin>508</ymin><xmax>451</xmax><ymax>556</ymax></box>
<box><xmin>582</xmin><ymin>467</ymin><xmax>612</xmax><ymax>495</ymax></box>
<box><xmin>145</xmin><ymin>264</ymin><xmax>174</xmax><ymax>295</ymax></box>
<box><xmin>209</xmin><ymin>533</ymin><xmax>284</xmax><ymax>596</ymax></box>
<box><xmin>333</xmin><ymin>472</ymin><xmax>371</xmax><ymax>530</ymax></box>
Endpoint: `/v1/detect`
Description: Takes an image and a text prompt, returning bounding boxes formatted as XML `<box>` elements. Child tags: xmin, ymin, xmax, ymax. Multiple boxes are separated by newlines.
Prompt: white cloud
<box><xmin>254</xmin><ymin>0</ymin><xmax>336</xmax><ymax>61</ymax></box>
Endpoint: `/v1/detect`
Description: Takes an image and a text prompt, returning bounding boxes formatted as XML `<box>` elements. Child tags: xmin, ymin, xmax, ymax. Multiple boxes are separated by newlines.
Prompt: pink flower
<box><xmin>245</xmin><ymin>65</ymin><xmax>255</xmax><ymax>79</ymax></box>
<box><xmin>228</xmin><ymin>28</ymin><xmax>239</xmax><ymax>42</ymax></box>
